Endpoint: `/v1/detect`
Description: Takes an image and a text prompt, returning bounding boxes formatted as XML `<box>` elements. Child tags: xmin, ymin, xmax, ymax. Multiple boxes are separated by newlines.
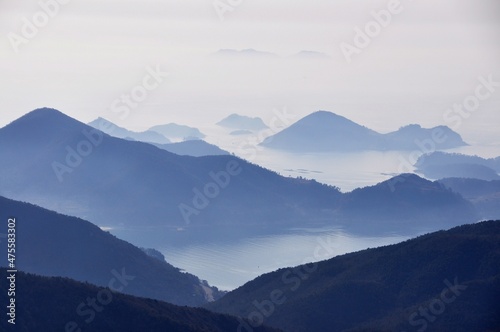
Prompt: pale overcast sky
<box><xmin>1</xmin><ymin>0</ymin><xmax>499</xmax><ymax>144</ymax></box>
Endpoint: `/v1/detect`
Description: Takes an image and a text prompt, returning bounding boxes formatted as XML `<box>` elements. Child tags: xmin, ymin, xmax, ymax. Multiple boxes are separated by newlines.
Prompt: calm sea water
<box><xmin>161</xmin><ymin>228</ymin><xmax>408</xmax><ymax>291</ymax></box>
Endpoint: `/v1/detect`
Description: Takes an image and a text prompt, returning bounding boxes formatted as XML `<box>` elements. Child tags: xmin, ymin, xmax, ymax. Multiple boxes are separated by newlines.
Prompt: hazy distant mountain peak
<box><xmin>1</xmin><ymin>107</ymin><xmax>88</xmax><ymax>143</ymax></box>
<box><xmin>25</xmin><ymin>107</ymin><xmax>62</xmax><ymax>117</ymax></box>
<box><xmin>148</xmin><ymin>123</ymin><xmax>205</xmax><ymax>140</ymax></box>
<box><xmin>261</xmin><ymin>110</ymin><xmax>467</xmax><ymax>152</ymax></box>
<box><xmin>217</xmin><ymin>113</ymin><xmax>269</xmax><ymax>131</ymax></box>
<box><xmin>10</xmin><ymin>107</ymin><xmax>71</xmax><ymax>124</ymax></box>
<box><xmin>261</xmin><ymin>110</ymin><xmax>380</xmax><ymax>152</ymax></box>
<box><xmin>88</xmin><ymin>117</ymin><xmax>171</xmax><ymax>144</ymax></box>
<box><xmin>380</xmin><ymin>173</ymin><xmax>433</xmax><ymax>190</ymax></box>
<box><xmin>398</xmin><ymin>123</ymin><xmax>422</xmax><ymax>130</ymax></box>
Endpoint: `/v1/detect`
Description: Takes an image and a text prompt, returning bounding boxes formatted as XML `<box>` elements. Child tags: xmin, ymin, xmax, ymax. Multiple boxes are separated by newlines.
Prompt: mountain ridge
<box><xmin>261</xmin><ymin>110</ymin><xmax>467</xmax><ymax>152</ymax></box>
<box><xmin>206</xmin><ymin>220</ymin><xmax>500</xmax><ymax>332</ymax></box>
<box><xmin>0</xmin><ymin>195</ymin><xmax>224</xmax><ymax>306</ymax></box>
<box><xmin>0</xmin><ymin>268</ymin><xmax>280</xmax><ymax>332</ymax></box>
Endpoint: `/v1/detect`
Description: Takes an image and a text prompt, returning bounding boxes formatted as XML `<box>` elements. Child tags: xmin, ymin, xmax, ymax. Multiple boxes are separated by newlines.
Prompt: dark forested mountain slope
<box><xmin>0</xmin><ymin>196</ymin><xmax>223</xmax><ymax>306</ymax></box>
<box><xmin>0</xmin><ymin>269</ymin><xmax>281</xmax><ymax>332</ymax></box>
<box><xmin>207</xmin><ymin>220</ymin><xmax>500</xmax><ymax>332</ymax></box>
<box><xmin>336</xmin><ymin>173</ymin><xmax>478</xmax><ymax>233</ymax></box>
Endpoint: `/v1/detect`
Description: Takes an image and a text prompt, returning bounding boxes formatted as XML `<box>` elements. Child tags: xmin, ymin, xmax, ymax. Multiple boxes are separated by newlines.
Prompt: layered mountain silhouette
<box><xmin>438</xmin><ymin>177</ymin><xmax>500</xmax><ymax>220</ymax></box>
<box><xmin>152</xmin><ymin>140</ymin><xmax>229</xmax><ymax>157</ymax></box>
<box><xmin>260</xmin><ymin>111</ymin><xmax>467</xmax><ymax>152</ymax></box>
<box><xmin>0</xmin><ymin>268</ymin><xmax>280</xmax><ymax>332</ymax></box>
<box><xmin>206</xmin><ymin>220</ymin><xmax>500</xmax><ymax>332</ymax></box>
<box><xmin>0</xmin><ymin>109</ymin><xmax>480</xmax><ymax>248</ymax></box>
<box><xmin>217</xmin><ymin>113</ymin><xmax>269</xmax><ymax>131</ymax></box>
<box><xmin>416</xmin><ymin>152</ymin><xmax>500</xmax><ymax>180</ymax></box>
<box><xmin>337</xmin><ymin>173</ymin><xmax>478</xmax><ymax>233</ymax></box>
<box><xmin>89</xmin><ymin>118</ymin><xmax>225</xmax><ymax>156</ymax></box>
<box><xmin>88</xmin><ymin>117</ymin><xmax>170</xmax><ymax>144</ymax></box>
<box><xmin>0</xmin><ymin>196</ymin><xmax>223</xmax><ymax>306</ymax></box>
<box><xmin>89</xmin><ymin>118</ymin><xmax>217</xmax><ymax>156</ymax></box>
<box><xmin>148</xmin><ymin>123</ymin><xmax>206</xmax><ymax>141</ymax></box>
<box><xmin>0</xmin><ymin>108</ymin><xmax>342</xmax><ymax>246</ymax></box>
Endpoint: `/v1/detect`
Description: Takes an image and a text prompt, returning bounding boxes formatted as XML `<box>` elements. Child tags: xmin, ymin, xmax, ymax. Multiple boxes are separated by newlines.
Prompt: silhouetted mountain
<box><xmin>438</xmin><ymin>177</ymin><xmax>500</xmax><ymax>220</ymax></box>
<box><xmin>217</xmin><ymin>113</ymin><xmax>269</xmax><ymax>131</ymax></box>
<box><xmin>0</xmin><ymin>196</ymin><xmax>223</xmax><ymax>306</ymax></box>
<box><xmin>261</xmin><ymin>111</ymin><xmax>380</xmax><ymax>152</ymax></box>
<box><xmin>207</xmin><ymin>220</ymin><xmax>500</xmax><ymax>332</ymax></box>
<box><xmin>149</xmin><ymin>123</ymin><xmax>205</xmax><ymax>140</ymax></box>
<box><xmin>0</xmin><ymin>108</ymin><xmax>341</xmax><ymax>247</ymax></box>
<box><xmin>261</xmin><ymin>111</ymin><xmax>467</xmax><ymax>152</ymax></box>
<box><xmin>0</xmin><ymin>268</ymin><xmax>281</xmax><ymax>332</ymax></box>
<box><xmin>0</xmin><ymin>109</ymin><xmax>480</xmax><ymax>248</ymax></box>
<box><xmin>88</xmin><ymin>117</ymin><xmax>170</xmax><ymax>144</ymax></box>
<box><xmin>152</xmin><ymin>140</ymin><xmax>229</xmax><ymax>157</ymax></box>
<box><xmin>336</xmin><ymin>174</ymin><xmax>478</xmax><ymax>233</ymax></box>
<box><xmin>385</xmin><ymin>124</ymin><xmax>466</xmax><ymax>150</ymax></box>
<box><xmin>416</xmin><ymin>152</ymin><xmax>500</xmax><ymax>180</ymax></box>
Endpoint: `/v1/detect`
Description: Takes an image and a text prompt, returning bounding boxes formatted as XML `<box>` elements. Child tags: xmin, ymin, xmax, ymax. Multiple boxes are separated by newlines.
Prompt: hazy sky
<box><xmin>1</xmin><ymin>0</ymin><xmax>499</xmax><ymax>144</ymax></box>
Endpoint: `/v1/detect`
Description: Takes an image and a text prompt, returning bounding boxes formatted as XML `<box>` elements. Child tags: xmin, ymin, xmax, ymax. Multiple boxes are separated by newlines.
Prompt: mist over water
<box><xmin>203</xmin><ymin>123</ymin><xmax>500</xmax><ymax>192</ymax></box>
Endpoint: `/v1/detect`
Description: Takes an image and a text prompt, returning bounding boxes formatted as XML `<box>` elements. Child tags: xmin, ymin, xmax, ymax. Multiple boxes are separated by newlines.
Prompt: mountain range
<box><xmin>0</xmin><ymin>108</ymin><xmax>488</xmax><ymax>249</ymax></box>
<box><xmin>89</xmin><ymin>117</ymin><xmax>221</xmax><ymax>156</ymax></box>
<box><xmin>88</xmin><ymin>117</ymin><xmax>170</xmax><ymax>144</ymax></box>
<box><xmin>0</xmin><ymin>108</ymin><xmax>498</xmax><ymax>331</ymax></box>
<box><xmin>206</xmin><ymin>220</ymin><xmax>500</xmax><ymax>332</ymax></box>
<box><xmin>0</xmin><ymin>108</ymin><xmax>341</xmax><ymax>247</ymax></box>
<box><xmin>260</xmin><ymin>111</ymin><xmax>467</xmax><ymax>152</ymax></box>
